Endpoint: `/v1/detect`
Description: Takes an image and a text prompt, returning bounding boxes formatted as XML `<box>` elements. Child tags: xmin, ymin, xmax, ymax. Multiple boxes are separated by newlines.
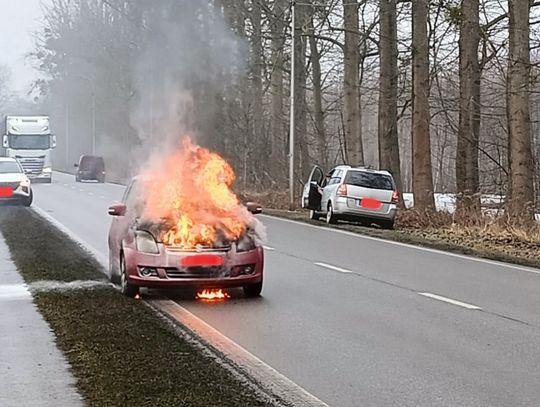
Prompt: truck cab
<box><xmin>2</xmin><ymin>116</ymin><xmax>56</xmax><ymax>183</ymax></box>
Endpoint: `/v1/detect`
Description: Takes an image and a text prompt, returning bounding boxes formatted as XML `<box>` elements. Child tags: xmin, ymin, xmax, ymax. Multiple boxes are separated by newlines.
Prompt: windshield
<box><xmin>0</xmin><ymin>161</ymin><xmax>22</xmax><ymax>174</ymax></box>
<box><xmin>344</xmin><ymin>171</ymin><xmax>395</xmax><ymax>190</ymax></box>
<box><xmin>80</xmin><ymin>157</ymin><xmax>104</xmax><ymax>170</ymax></box>
<box><xmin>8</xmin><ymin>135</ymin><xmax>50</xmax><ymax>150</ymax></box>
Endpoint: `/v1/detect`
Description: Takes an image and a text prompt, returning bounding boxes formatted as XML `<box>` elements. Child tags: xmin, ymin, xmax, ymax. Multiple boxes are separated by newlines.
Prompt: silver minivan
<box><xmin>302</xmin><ymin>165</ymin><xmax>399</xmax><ymax>229</ymax></box>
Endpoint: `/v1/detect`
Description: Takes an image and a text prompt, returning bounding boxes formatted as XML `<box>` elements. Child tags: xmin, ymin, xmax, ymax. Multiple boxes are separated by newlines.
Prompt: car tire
<box><xmin>243</xmin><ymin>281</ymin><xmax>263</xmax><ymax>298</ymax></box>
<box><xmin>109</xmin><ymin>249</ymin><xmax>120</xmax><ymax>284</ymax></box>
<box><xmin>326</xmin><ymin>203</ymin><xmax>338</xmax><ymax>224</ymax></box>
<box><xmin>380</xmin><ymin>220</ymin><xmax>395</xmax><ymax>230</ymax></box>
<box><xmin>98</xmin><ymin>176</ymin><xmax>105</xmax><ymax>183</ymax></box>
<box><xmin>75</xmin><ymin>176</ymin><xmax>80</xmax><ymax>183</ymax></box>
<box><xmin>309</xmin><ymin>210</ymin><xmax>321</xmax><ymax>221</ymax></box>
<box><xmin>120</xmin><ymin>254</ymin><xmax>139</xmax><ymax>298</ymax></box>
<box><xmin>23</xmin><ymin>190</ymin><xmax>33</xmax><ymax>207</ymax></box>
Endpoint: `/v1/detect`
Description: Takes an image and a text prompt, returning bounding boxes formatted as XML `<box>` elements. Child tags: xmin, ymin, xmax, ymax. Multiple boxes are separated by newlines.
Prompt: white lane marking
<box><xmin>32</xmin><ymin>204</ymin><xmax>327</xmax><ymax>407</ymax></box>
<box><xmin>63</xmin><ymin>183</ymin><xmax>68</xmax><ymax>187</ymax></box>
<box><xmin>78</xmin><ymin>189</ymin><xmax>85</xmax><ymax>192</ymax></box>
<box><xmin>261</xmin><ymin>215</ymin><xmax>540</xmax><ymax>276</ymax></box>
<box><xmin>88</xmin><ymin>192</ymin><xmax>94</xmax><ymax>196</ymax></box>
<box><xmin>100</xmin><ymin>196</ymin><xmax>106</xmax><ymax>199</ymax></box>
<box><xmin>315</xmin><ymin>262</ymin><xmax>353</xmax><ymax>274</ymax></box>
<box><xmin>264</xmin><ymin>245</ymin><xmax>275</xmax><ymax>251</ymax></box>
<box><xmin>149</xmin><ymin>299</ymin><xmax>329</xmax><ymax>407</ymax></box>
<box><xmin>418</xmin><ymin>292</ymin><xmax>482</xmax><ymax>310</ymax></box>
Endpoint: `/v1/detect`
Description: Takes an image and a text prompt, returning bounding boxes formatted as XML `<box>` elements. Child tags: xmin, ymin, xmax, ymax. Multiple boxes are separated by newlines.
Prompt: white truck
<box><xmin>2</xmin><ymin>116</ymin><xmax>56</xmax><ymax>183</ymax></box>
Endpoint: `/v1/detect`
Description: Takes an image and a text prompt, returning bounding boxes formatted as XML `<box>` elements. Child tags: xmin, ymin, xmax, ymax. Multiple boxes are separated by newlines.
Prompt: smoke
<box><xmin>128</xmin><ymin>1</ymin><xmax>245</xmax><ymax>168</ymax></box>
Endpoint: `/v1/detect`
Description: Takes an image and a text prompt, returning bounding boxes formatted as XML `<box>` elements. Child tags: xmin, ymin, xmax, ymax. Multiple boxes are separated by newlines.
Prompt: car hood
<box><xmin>0</xmin><ymin>173</ymin><xmax>28</xmax><ymax>183</ymax></box>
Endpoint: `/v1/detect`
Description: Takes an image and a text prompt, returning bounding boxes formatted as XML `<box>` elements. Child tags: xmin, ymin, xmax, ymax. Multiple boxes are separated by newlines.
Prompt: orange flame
<box><xmin>196</xmin><ymin>288</ymin><xmax>230</xmax><ymax>301</ymax></box>
<box><xmin>141</xmin><ymin>137</ymin><xmax>250</xmax><ymax>249</ymax></box>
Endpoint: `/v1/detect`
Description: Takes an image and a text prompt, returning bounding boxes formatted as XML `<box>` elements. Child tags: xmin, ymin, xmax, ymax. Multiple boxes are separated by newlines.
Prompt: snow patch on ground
<box><xmin>28</xmin><ymin>280</ymin><xmax>111</xmax><ymax>293</ymax></box>
<box><xmin>402</xmin><ymin>193</ymin><xmax>539</xmax><ymax>221</ymax></box>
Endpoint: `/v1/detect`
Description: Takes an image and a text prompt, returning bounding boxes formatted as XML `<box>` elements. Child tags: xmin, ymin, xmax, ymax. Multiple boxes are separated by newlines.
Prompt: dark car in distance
<box><xmin>75</xmin><ymin>155</ymin><xmax>105</xmax><ymax>183</ymax></box>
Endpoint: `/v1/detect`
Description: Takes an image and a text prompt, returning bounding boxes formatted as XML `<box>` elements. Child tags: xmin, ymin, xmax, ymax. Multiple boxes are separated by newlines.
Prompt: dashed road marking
<box><xmin>314</xmin><ymin>262</ymin><xmax>354</xmax><ymax>274</ymax></box>
<box><xmin>264</xmin><ymin>246</ymin><xmax>275</xmax><ymax>251</ymax></box>
<box><xmin>418</xmin><ymin>292</ymin><xmax>482</xmax><ymax>310</ymax></box>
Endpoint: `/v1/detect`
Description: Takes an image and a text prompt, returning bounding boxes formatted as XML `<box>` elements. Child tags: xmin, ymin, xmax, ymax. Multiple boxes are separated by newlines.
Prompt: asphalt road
<box><xmin>33</xmin><ymin>172</ymin><xmax>540</xmax><ymax>407</ymax></box>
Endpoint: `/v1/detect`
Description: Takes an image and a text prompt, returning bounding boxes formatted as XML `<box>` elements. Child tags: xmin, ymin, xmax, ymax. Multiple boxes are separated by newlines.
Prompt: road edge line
<box><xmin>31</xmin><ymin>205</ymin><xmax>329</xmax><ymax>407</ymax></box>
<box><xmin>261</xmin><ymin>214</ymin><xmax>540</xmax><ymax>275</ymax></box>
<box><xmin>148</xmin><ymin>298</ymin><xmax>329</xmax><ymax>407</ymax></box>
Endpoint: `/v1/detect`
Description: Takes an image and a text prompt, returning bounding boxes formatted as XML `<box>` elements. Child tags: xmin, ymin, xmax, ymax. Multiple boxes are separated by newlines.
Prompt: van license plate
<box><xmin>360</xmin><ymin>198</ymin><xmax>381</xmax><ymax>209</ymax></box>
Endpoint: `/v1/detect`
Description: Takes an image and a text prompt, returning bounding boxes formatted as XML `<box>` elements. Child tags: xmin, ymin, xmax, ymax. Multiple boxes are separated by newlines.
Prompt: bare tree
<box><xmin>507</xmin><ymin>0</ymin><xmax>535</xmax><ymax>219</ymax></box>
<box><xmin>378</xmin><ymin>0</ymin><xmax>402</xmax><ymax>195</ymax></box>
<box><xmin>411</xmin><ymin>0</ymin><xmax>435</xmax><ymax>211</ymax></box>
<box><xmin>342</xmin><ymin>0</ymin><xmax>363</xmax><ymax>165</ymax></box>
<box><xmin>456</xmin><ymin>0</ymin><xmax>481</xmax><ymax>214</ymax></box>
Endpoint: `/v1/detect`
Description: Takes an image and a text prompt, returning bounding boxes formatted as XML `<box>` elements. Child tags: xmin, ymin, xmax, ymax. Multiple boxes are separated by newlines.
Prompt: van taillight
<box><xmin>391</xmin><ymin>191</ymin><xmax>399</xmax><ymax>204</ymax></box>
<box><xmin>337</xmin><ymin>184</ymin><xmax>348</xmax><ymax>197</ymax></box>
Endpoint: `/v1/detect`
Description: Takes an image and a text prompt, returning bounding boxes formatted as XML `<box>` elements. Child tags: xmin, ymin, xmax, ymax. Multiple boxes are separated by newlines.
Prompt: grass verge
<box><xmin>0</xmin><ymin>207</ymin><xmax>275</xmax><ymax>407</ymax></box>
<box><xmin>263</xmin><ymin>208</ymin><xmax>540</xmax><ymax>270</ymax></box>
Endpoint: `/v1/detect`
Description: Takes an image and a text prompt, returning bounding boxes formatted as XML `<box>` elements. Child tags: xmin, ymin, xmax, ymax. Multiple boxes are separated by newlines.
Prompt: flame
<box><xmin>141</xmin><ymin>137</ymin><xmax>251</xmax><ymax>249</ymax></box>
<box><xmin>196</xmin><ymin>288</ymin><xmax>230</xmax><ymax>301</ymax></box>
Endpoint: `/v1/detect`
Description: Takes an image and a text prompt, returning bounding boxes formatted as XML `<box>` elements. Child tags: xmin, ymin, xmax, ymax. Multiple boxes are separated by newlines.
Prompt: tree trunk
<box><xmin>294</xmin><ymin>3</ymin><xmax>310</xmax><ymax>181</ymax></box>
<box><xmin>250</xmin><ymin>0</ymin><xmax>264</xmax><ymax>183</ymax></box>
<box><xmin>342</xmin><ymin>0</ymin><xmax>363</xmax><ymax>165</ymax></box>
<box><xmin>411</xmin><ymin>0</ymin><xmax>435</xmax><ymax>211</ymax></box>
<box><xmin>270</xmin><ymin>0</ymin><xmax>286</xmax><ymax>181</ymax></box>
<box><xmin>507</xmin><ymin>0</ymin><xmax>534</xmax><ymax>220</ymax></box>
<box><xmin>308</xmin><ymin>14</ymin><xmax>326</xmax><ymax>168</ymax></box>
<box><xmin>456</xmin><ymin>0</ymin><xmax>481</xmax><ymax>215</ymax></box>
<box><xmin>378</xmin><ymin>0</ymin><xmax>402</xmax><ymax>195</ymax></box>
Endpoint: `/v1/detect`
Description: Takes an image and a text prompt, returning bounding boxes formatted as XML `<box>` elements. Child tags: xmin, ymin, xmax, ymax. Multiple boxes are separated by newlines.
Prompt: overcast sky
<box><xmin>0</xmin><ymin>0</ymin><xmax>44</xmax><ymax>96</ymax></box>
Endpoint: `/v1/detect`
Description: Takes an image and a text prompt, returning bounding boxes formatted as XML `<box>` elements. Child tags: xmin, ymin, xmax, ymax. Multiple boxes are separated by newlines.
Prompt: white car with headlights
<box><xmin>0</xmin><ymin>157</ymin><xmax>33</xmax><ymax>206</ymax></box>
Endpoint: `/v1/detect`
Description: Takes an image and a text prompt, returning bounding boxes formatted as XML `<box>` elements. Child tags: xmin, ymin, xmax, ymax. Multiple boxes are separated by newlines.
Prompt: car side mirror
<box><xmin>246</xmin><ymin>202</ymin><xmax>262</xmax><ymax>215</ymax></box>
<box><xmin>2</xmin><ymin>135</ymin><xmax>8</xmax><ymax>148</ymax></box>
<box><xmin>74</xmin><ymin>163</ymin><xmax>79</xmax><ymax>168</ymax></box>
<box><xmin>108</xmin><ymin>203</ymin><xmax>126</xmax><ymax>216</ymax></box>
<box><xmin>51</xmin><ymin>135</ymin><xmax>57</xmax><ymax>148</ymax></box>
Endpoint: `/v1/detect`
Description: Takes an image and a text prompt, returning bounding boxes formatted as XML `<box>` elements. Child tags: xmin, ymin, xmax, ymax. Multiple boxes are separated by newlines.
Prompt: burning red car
<box><xmin>107</xmin><ymin>139</ymin><xmax>265</xmax><ymax>298</ymax></box>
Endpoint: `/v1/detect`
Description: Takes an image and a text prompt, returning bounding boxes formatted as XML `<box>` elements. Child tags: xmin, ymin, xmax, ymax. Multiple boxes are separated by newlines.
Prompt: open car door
<box><xmin>301</xmin><ymin>165</ymin><xmax>324</xmax><ymax>210</ymax></box>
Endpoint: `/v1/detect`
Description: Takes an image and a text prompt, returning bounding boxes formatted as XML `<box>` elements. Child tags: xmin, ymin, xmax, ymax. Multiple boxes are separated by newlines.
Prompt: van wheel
<box><xmin>120</xmin><ymin>254</ymin><xmax>139</xmax><ymax>298</ymax></box>
<box><xmin>380</xmin><ymin>220</ymin><xmax>395</xmax><ymax>230</ymax></box>
<box><xmin>326</xmin><ymin>203</ymin><xmax>338</xmax><ymax>224</ymax></box>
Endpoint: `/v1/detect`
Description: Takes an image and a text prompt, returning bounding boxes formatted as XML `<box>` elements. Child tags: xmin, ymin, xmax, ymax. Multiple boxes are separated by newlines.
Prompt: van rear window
<box><xmin>344</xmin><ymin>171</ymin><xmax>394</xmax><ymax>190</ymax></box>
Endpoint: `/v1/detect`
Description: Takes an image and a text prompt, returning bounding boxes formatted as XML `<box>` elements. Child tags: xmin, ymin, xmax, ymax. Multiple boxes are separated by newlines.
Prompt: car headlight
<box><xmin>43</xmin><ymin>167</ymin><xmax>52</xmax><ymax>173</ymax></box>
<box><xmin>19</xmin><ymin>178</ymin><xmax>30</xmax><ymax>188</ymax></box>
<box><xmin>236</xmin><ymin>234</ymin><xmax>257</xmax><ymax>252</ymax></box>
<box><xmin>135</xmin><ymin>230</ymin><xmax>159</xmax><ymax>254</ymax></box>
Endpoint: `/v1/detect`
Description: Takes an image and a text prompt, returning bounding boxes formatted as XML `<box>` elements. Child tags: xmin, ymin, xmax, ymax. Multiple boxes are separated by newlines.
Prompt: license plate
<box><xmin>0</xmin><ymin>187</ymin><xmax>13</xmax><ymax>198</ymax></box>
<box><xmin>360</xmin><ymin>198</ymin><xmax>381</xmax><ymax>209</ymax></box>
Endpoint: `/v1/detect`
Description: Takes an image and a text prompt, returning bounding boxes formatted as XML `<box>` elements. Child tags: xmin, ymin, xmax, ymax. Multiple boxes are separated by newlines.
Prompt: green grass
<box><xmin>0</xmin><ymin>207</ymin><xmax>275</xmax><ymax>407</ymax></box>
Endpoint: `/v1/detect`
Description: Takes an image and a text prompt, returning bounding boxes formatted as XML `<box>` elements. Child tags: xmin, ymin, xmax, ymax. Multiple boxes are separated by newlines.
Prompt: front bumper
<box><xmin>333</xmin><ymin>197</ymin><xmax>397</xmax><ymax>221</ymax></box>
<box><xmin>0</xmin><ymin>187</ymin><xmax>31</xmax><ymax>204</ymax></box>
<box><xmin>123</xmin><ymin>245</ymin><xmax>264</xmax><ymax>288</ymax></box>
<box><xmin>27</xmin><ymin>172</ymin><xmax>51</xmax><ymax>180</ymax></box>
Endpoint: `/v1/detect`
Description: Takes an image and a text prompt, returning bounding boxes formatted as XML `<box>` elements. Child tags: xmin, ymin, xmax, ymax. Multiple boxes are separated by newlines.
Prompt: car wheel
<box><xmin>98</xmin><ymin>175</ymin><xmax>105</xmax><ymax>183</ymax></box>
<box><xmin>75</xmin><ymin>176</ymin><xmax>80</xmax><ymax>182</ymax></box>
<box><xmin>380</xmin><ymin>220</ymin><xmax>395</xmax><ymax>230</ymax></box>
<box><xmin>120</xmin><ymin>254</ymin><xmax>139</xmax><ymax>298</ymax></box>
<box><xmin>309</xmin><ymin>210</ymin><xmax>321</xmax><ymax>221</ymax></box>
<box><xmin>326</xmin><ymin>203</ymin><xmax>338</xmax><ymax>224</ymax></box>
<box><xmin>109</xmin><ymin>249</ymin><xmax>120</xmax><ymax>284</ymax></box>
<box><xmin>23</xmin><ymin>190</ymin><xmax>33</xmax><ymax>207</ymax></box>
<box><xmin>243</xmin><ymin>281</ymin><xmax>263</xmax><ymax>298</ymax></box>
